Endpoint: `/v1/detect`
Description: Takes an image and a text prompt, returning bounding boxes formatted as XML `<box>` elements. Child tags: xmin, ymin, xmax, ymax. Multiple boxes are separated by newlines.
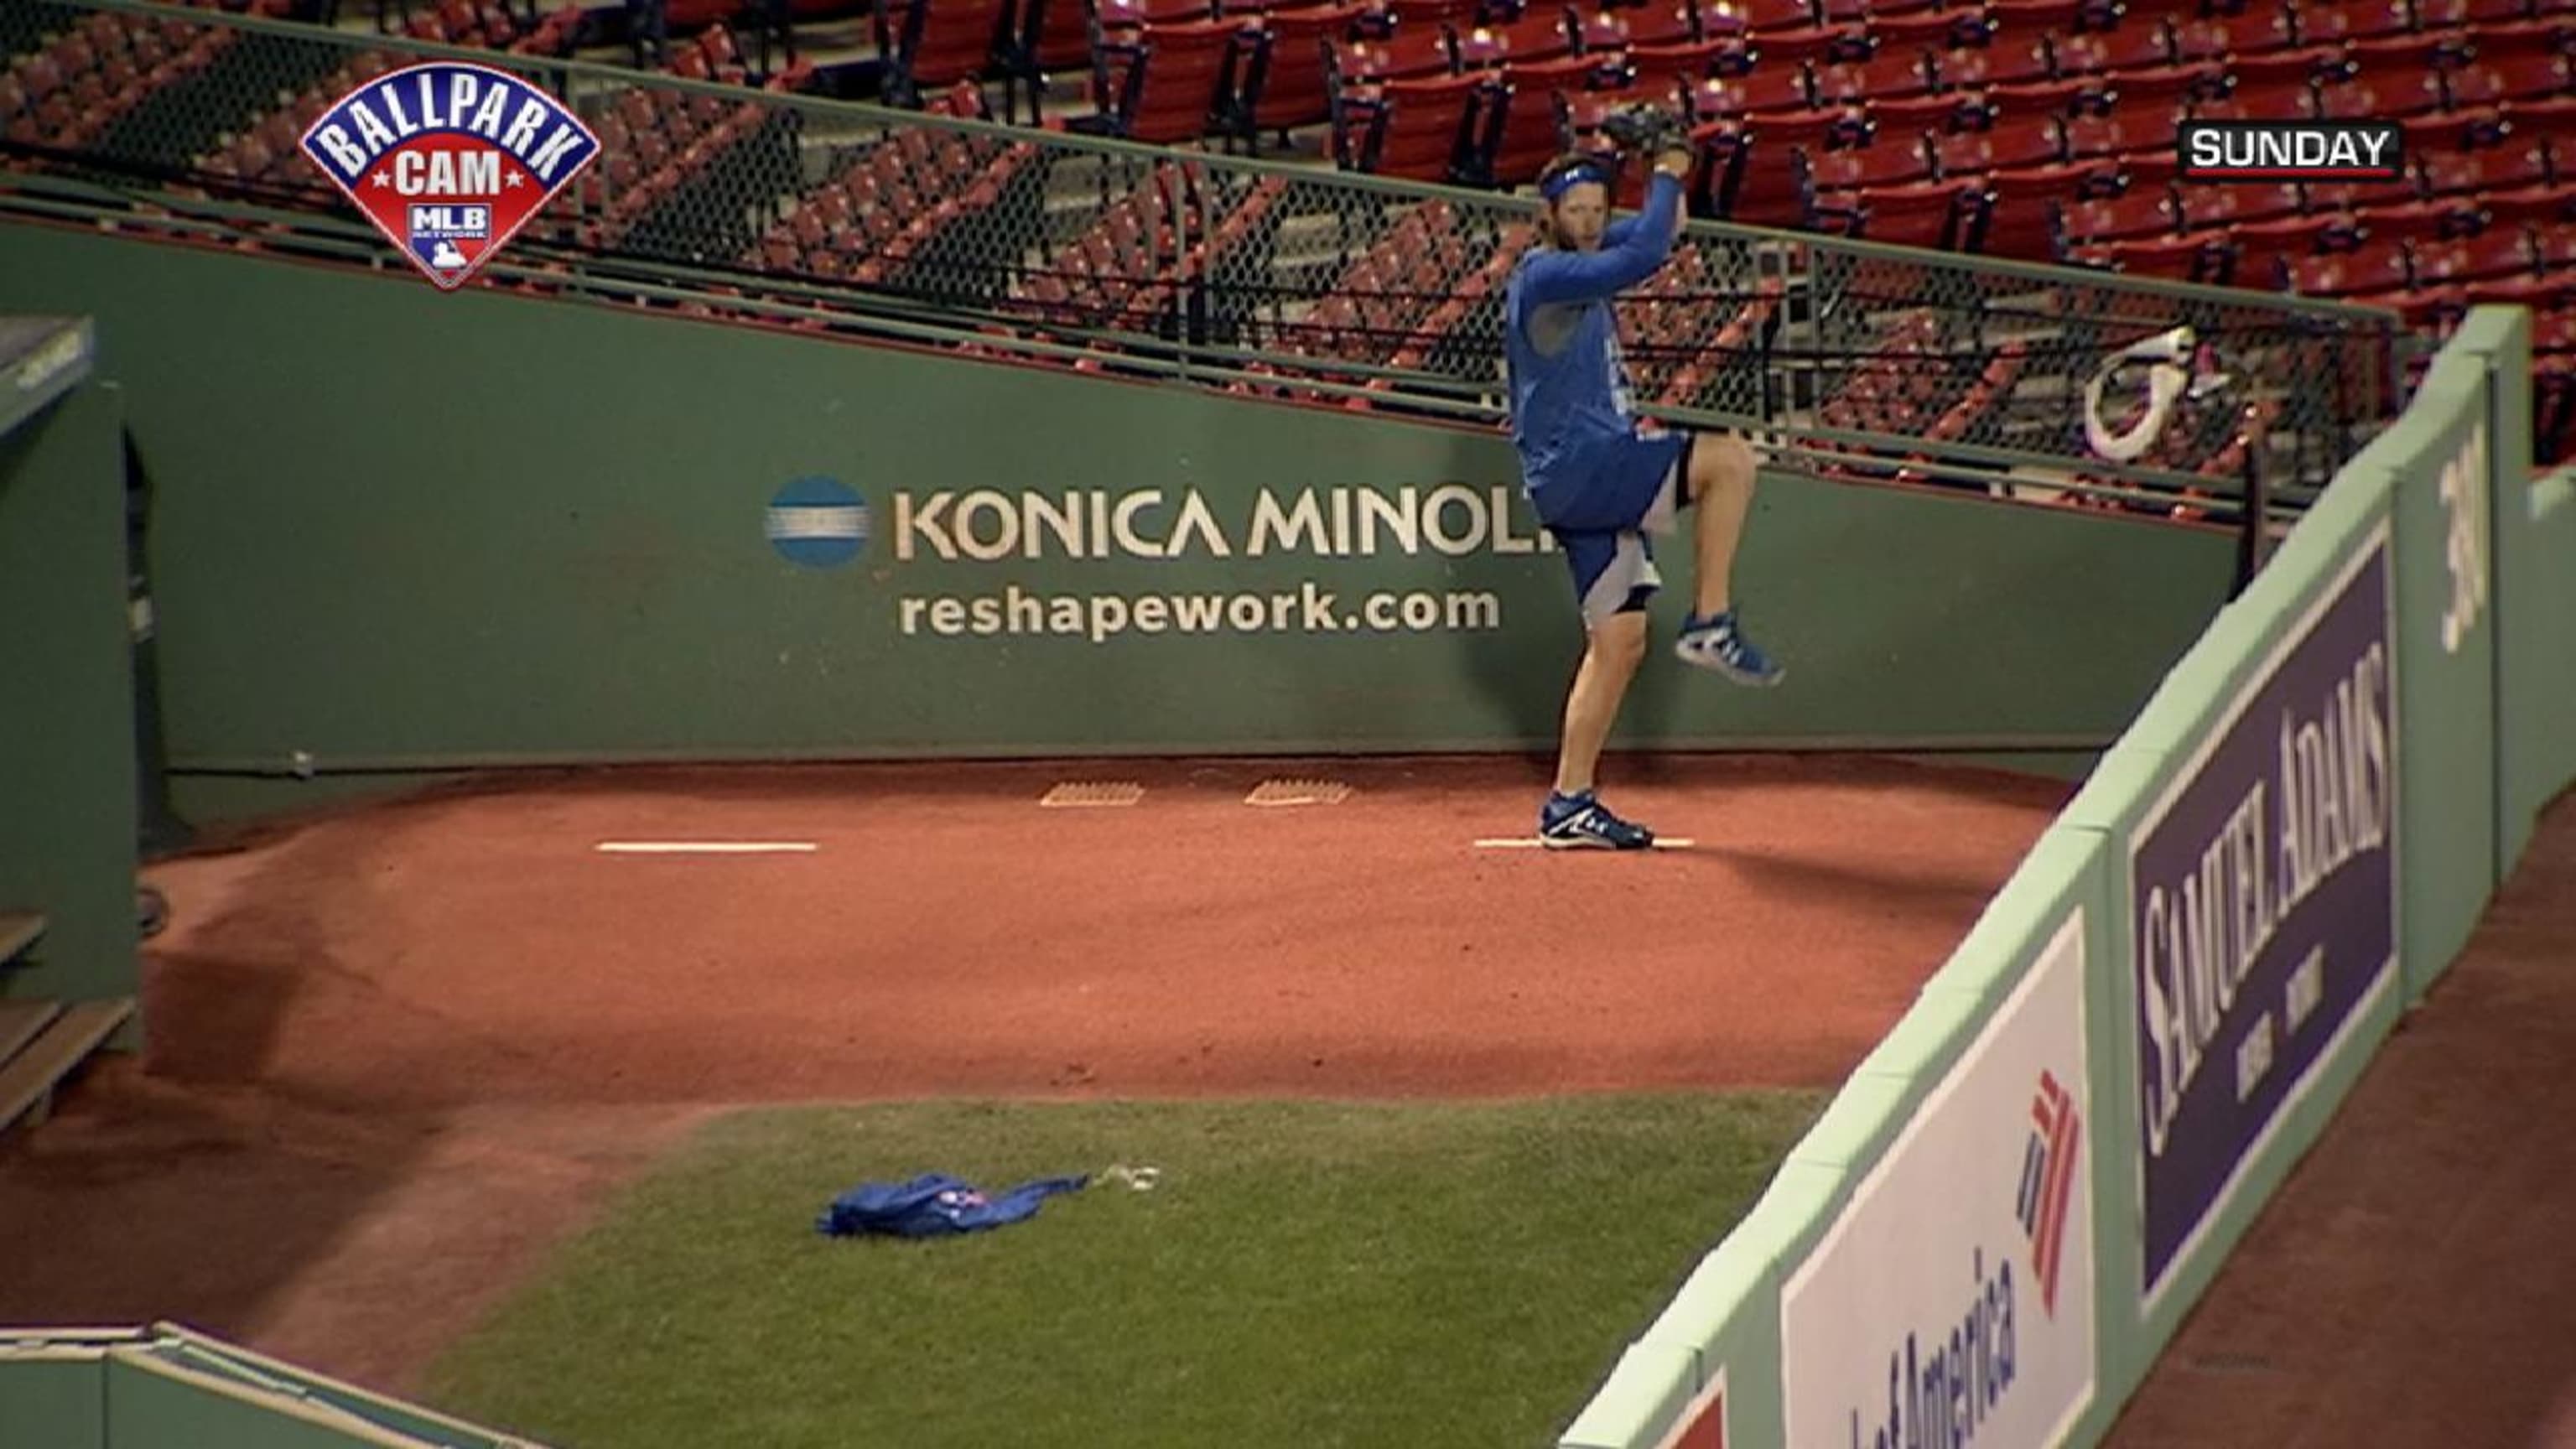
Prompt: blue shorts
<box><xmin>1532</xmin><ymin>430</ymin><xmax>1694</xmax><ymax>629</ymax></box>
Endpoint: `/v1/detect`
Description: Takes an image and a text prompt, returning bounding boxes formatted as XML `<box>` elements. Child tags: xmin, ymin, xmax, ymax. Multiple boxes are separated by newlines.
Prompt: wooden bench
<box><xmin>0</xmin><ymin>997</ymin><xmax>133</xmax><ymax>1138</ymax></box>
<box><xmin>0</xmin><ymin>912</ymin><xmax>141</xmax><ymax>1138</ymax></box>
<box><xmin>0</xmin><ymin>911</ymin><xmax>41</xmax><ymax>968</ymax></box>
<box><xmin>0</xmin><ymin>998</ymin><xmax>62</xmax><ymax>1067</ymax></box>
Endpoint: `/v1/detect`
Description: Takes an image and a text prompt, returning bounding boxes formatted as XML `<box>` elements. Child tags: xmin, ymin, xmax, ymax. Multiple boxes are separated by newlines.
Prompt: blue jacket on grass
<box><xmin>817</xmin><ymin>1172</ymin><xmax>1089</xmax><ymax>1239</ymax></box>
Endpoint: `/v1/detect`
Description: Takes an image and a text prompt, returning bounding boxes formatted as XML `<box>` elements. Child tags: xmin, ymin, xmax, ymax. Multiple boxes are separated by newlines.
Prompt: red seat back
<box><xmin>1716</xmin><ymin>133</ymin><xmax>1814</xmax><ymax>226</ymax></box>
<box><xmin>881</xmin><ymin>0</ymin><xmax>1015</xmax><ymax>88</ymax></box>
<box><xmin>1251</xmin><ymin>2</ymin><xmax>1369</xmax><ymax>127</ymax></box>
<box><xmin>1478</xmin><ymin>52</ymin><xmax>1603</xmax><ymax>183</ymax></box>
<box><xmin>1363</xmin><ymin>70</ymin><xmax>1483</xmax><ymax>178</ymax></box>
<box><xmin>1114</xmin><ymin>18</ymin><xmax>1239</xmax><ymax>140</ymax></box>
<box><xmin>1623</xmin><ymin>36</ymin><xmax>1736</xmax><ymax>91</ymax></box>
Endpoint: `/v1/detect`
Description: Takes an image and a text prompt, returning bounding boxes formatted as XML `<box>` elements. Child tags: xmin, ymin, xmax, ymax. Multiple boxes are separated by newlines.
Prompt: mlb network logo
<box><xmin>299</xmin><ymin>61</ymin><xmax>600</xmax><ymax>290</ymax></box>
<box><xmin>2016</xmin><ymin>1069</ymin><xmax>2082</xmax><ymax>1318</ymax></box>
<box><xmin>2179</xmin><ymin>120</ymin><xmax>2404</xmax><ymax>183</ymax></box>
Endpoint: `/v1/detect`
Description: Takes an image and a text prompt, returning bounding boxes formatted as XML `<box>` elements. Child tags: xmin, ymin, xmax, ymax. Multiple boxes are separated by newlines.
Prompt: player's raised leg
<box><xmin>1673</xmin><ymin>432</ymin><xmax>1785</xmax><ymax>686</ymax></box>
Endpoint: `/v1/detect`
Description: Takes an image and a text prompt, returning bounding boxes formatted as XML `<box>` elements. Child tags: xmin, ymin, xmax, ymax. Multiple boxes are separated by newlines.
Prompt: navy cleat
<box><xmin>1539</xmin><ymin>789</ymin><xmax>1655</xmax><ymax>850</ymax></box>
<box><xmin>1675</xmin><ymin>609</ymin><xmax>1786</xmax><ymax>687</ymax></box>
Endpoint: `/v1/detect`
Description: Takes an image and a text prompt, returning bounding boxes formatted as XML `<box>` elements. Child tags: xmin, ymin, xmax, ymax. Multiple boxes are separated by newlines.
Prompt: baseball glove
<box><xmin>1597</xmin><ymin>101</ymin><xmax>1689</xmax><ymax>155</ymax></box>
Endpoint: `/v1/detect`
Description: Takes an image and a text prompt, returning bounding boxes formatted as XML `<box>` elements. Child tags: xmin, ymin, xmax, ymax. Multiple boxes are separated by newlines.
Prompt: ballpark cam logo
<box><xmin>2017</xmin><ymin>1068</ymin><xmax>2082</xmax><ymax>1319</ymax></box>
<box><xmin>298</xmin><ymin>61</ymin><xmax>599</xmax><ymax>291</ymax></box>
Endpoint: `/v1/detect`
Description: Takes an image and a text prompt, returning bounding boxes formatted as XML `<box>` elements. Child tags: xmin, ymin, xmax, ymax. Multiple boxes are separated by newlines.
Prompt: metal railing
<box><xmin>2</xmin><ymin>0</ymin><xmax>2417</xmax><ymax>526</ymax></box>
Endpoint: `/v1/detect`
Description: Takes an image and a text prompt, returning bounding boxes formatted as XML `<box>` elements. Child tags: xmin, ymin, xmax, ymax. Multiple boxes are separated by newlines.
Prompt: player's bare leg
<box><xmin>1554</xmin><ymin>610</ymin><xmax>1648</xmax><ymax>797</ymax></box>
<box><xmin>1675</xmin><ymin>433</ymin><xmax>1785</xmax><ymax>686</ymax></box>
<box><xmin>1688</xmin><ymin>433</ymin><xmax>1758</xmax><ymax>620</ymax></box>
<box><xmin>1537</xmin><ymin>609</ymin><xmax>1655</xmax><ymax>847</ymax></box>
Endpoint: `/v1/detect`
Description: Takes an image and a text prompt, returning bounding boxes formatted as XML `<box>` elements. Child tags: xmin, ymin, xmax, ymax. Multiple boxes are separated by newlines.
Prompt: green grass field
<box><xmin>422</xmin><ymin>1093</ymin><xmax>1826</xmax><ymax>1449</ymax></box>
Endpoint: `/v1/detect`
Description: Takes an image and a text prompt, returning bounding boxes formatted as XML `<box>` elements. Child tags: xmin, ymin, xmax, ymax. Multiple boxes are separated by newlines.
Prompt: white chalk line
<box><xmin>595</xmin><ymin>841</ymin><xmax>819</xmax><ymax>854</ymax></box>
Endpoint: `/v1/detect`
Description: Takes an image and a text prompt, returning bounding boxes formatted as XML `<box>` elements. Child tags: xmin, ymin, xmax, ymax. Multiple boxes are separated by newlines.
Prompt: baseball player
<box><xmin>1504</xmin><ymin>123</ymin><xmax>1784</xmax><ymax>850</ymax></box>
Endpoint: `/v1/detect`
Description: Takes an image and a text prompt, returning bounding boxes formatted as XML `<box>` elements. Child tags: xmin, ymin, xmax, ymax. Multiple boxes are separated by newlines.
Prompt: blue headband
<box><xmin>1540</xmin><ymin>163</ymin><xmax>1609</xmax><ymax>200</ymax></box>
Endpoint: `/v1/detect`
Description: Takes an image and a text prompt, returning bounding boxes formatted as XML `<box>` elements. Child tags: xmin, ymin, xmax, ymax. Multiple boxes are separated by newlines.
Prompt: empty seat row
<box><xmin>0</xmin><ymin>0</ymin><xmax>289</xmax><ymax>153</ymax></box>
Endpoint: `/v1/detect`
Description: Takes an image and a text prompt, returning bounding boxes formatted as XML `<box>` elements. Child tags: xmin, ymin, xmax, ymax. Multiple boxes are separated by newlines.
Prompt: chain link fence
<box><xmin>3</xmin><ymin>0</ymin><xmax>2411</xmax><ymax>518</ymax></box>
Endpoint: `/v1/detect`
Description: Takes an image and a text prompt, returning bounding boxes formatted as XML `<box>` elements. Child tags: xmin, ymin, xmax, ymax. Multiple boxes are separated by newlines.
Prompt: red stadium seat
<box><xmin>2500</xmin><ymin>91</ymin><xmax>2576</xmax><ymax>133</ymax></box>
<box><xmin>2350</xmin><ymin>188</ymin><xmax>2471</xmax><ymax>244</ymax></box>
<box><xmin>2413</xmin><ymin>228</ymin><xmax>2540</xmax><ymax>293</ymax></box>
<box><xmin>2231</xmin><ymin>211</ymin><xmax>2352</xmax><ymax>286</ymax></box>
<box><xmin>1729</xmin><ymin>0</ymin><xmax>1821</xmax><ymax>32</ymax></box>
<box><xmin>1707</xmin><ymin>128</ymin><xmax>1820</xmax><ymax>225</ymax></box>
<box><xmin>1810</xmin><ymin>49</ymin><xmax>1938</xmax><ymax>106</ymax></box>
<box><xmin>2054</xmin><ymin>23</ymin><xmax>2171</xmax><ymax>75</ymax></box>
<box><xmin>2472</xmin><ymin>52</ymin><xmax>2575</xmax><ymax>101</ymax></box>
<box><xmin>2177</xmin><ymin>181</ymin><xmax>2303</xmax><ymax>234</ymax></box>
<box><xmin>2056</xmin><ymin>112</ymin><xmax>2166</xmax><ymax>165</ymax></box>
<box><xmin>1964</xmin><ymin>168</ymin><xmax>2073</xmax><ymax>257</ymax></box>
<box><xmin>2174</xmin><ymin>9</ymin><xmax>2299</xmax><ymax>62</ymax></box>
<box><xmin>1941</xmin><ymin>36</ymin><xmax>2059</xmax><ymax>92</ymax></box>
<box><xmin>1384</xmin><ymin>0</ymin><xmax>1477</xmax><ymax>25</ymax></box>
<box><xmin>1813</xmin><ymin>130</ymin><xmax>1937</xmax><ymax>192</ymax></box>
<box><xmin>1240</xmin><ymin>1</ymin><xmax>1371</xmax><ymax>136</ymax></box>
<box><xmin>875</xmin><ymin>0</ymin><xmax>1015</xmax><ymax>106</ymax></box>
<box><xmin>1855</xmin><ymin>176</ymin><xmax>1976</xmax><ymax>247</ymax></box>
<box><xmin>1743</xmin><ymin>21</ymin><xmax>1864</xmax><ymax>65</ymax></box>
<box><xmin>1685</xmin><ymin>62</ymin><xmax>1815</xmax><ymax>115</ymax></box>
<box><xmin>2057</xmin><ymin>183</ymin><xmax>2179</xmax><ymax>248</ymax></box>
<box><xmin>1935</xmin><ymin>115</ymin><xmax>2063</xmax><ymax>174</ymax></box>
<box><xmin>1452</xmin><ymin>8</ymin><xmax>1579</xmax><ymax>66</ymax></box>
<box><xmin>1982</xmin><ymin>0</ymin><xmax>2085</xmax><ymax>48</ymax></box>
<box><xmin>1872</xmin><ymin>4</ymin><xmax>1976</xmax><ymax>49</ymax></box>
<box><xmin>2414</xmin><ymin>0</ymin><xmax>2536</xmax><ymax>28</ymax></box>
<box><xmin>1471</xmin><ymin>51</ymin><xmax>1605</xmax><ymax>183</ymax></box>
<box><xmin>1806</xmin><ymin>128</ymin><xmax>1937</xmax><ymax>230</ymax></box>
<box><xmin>1083</xmin><ymin>17</ymin><xmax>1240</xmax><ymax>141</ymax></box>
<box><xmin>1586</xmin><ymin>0</ymin><xmax>1701</xmax><ymax>49</ymax></box>
<box><xmin>1867</xmin><ymin>88</ymin><xmax>1977</xmax><ymax>133</ymax></box>
<box><xmin>2298</xmin><ymin>0</ymin><xmax>2417</xmax><ymax>45</ymax></box>
<box><xmin>1026</xmin><ymin>0</ymin><xmax>1101</xmax><ymax>70</ymax></box>
<box><xmin>2314</xmin><ymin>72</ymin><xmax>2451</xmax><ymax>120</ymax></box>
<box><xmin>2460</xmin><ymin>15</ymin><xmax>2576</xmax><ymax>61</ymax></box>
<box><xmin>2287</xmin><ymin>237</ymin><xmax>2416</xmax><ymax>298</ymax></box>
<box><xmin>2423</xmin><ymin>136</ymin><xmax>2555</xmax><ymax>195</ymax></box>
<box><xmin>2231</xmin><ymin>44</ymin><xmax>2350</xmax><ymax>113</ymax></box>
<box><xmin>1624</xmin><ymin>36</ymin><xmax>1742</xmax><ymax>90</ymax></box>
<box><xmin>2478</xmin><ymin>179</ymin><xmax>2576</xmax><ymax>228</ymax></box>
<box><xmin>2080</xmin><ymin>228</ymin><xmax>2226</xmax><ymax>281</ymax></box>
<box><xmin>1339</xmin><ymin>68</ymin><xmax>1483</xmax><ymax>177</ymax></box>
<box><xmin>1327</xmin><ymin>25</ymin><xmax>1457</xmax><ymax>80</ymax></box>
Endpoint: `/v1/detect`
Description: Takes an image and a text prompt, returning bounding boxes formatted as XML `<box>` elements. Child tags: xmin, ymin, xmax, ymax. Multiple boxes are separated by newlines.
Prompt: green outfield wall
<box><xmin>0</xmin><ymin>221</ymin><xmax>2238</xmax><ymax>813</ymax></box>
<box><xmin>1557</xmin><ymin>309</ymin><xmax>2570</xmax><ymax>1448</ymax></box>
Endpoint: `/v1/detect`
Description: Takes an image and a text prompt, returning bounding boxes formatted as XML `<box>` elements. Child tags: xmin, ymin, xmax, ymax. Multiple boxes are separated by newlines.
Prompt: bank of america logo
<box><xmin>2017</xmin><ymin>1069</ymin><xmax>2081</xmax><ymax>1318</ymax></box>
